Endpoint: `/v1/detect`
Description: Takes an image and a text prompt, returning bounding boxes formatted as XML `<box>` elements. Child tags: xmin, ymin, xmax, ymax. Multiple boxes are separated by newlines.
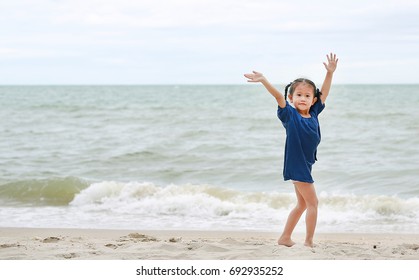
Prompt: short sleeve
<box><xmin>277</xmin><ymin>101</ymin><xmax>292</xmax><ymax>125</ymax></box>
<box><xmin>310</xmin><ymin>99</ymin><xmax>325</xmax><ymax>117</ymax></box>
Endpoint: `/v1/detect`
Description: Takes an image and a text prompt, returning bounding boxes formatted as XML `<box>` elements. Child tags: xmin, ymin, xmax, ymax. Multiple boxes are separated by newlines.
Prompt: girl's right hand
<box><xmin>244</xmin><ymin>71</ymin><xmax>265</xmax><ymax>83</ymax></box>
<box><xmin>323</xmin><ymin>53</ymin><xmax>338</xmax><ymax>73</ymax></box>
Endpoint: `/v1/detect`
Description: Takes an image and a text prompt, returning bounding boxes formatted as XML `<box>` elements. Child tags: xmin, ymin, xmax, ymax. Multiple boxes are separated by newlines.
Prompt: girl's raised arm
<box><xmin>320</xmin><ymin>53</ymin><xmax>338</xmax><ymax>104</ymax></box>
<box><xmin>244</xmin><ymin>71</ymin><xmax>286</xmax><ymax>108</ymax></box>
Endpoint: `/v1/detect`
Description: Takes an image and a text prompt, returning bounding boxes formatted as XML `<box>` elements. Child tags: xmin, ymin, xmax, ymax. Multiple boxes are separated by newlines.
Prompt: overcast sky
<box><xmin>1</xmin><ymin>0</ymin><xmax>419</xmax><ymax>84</ymax></box>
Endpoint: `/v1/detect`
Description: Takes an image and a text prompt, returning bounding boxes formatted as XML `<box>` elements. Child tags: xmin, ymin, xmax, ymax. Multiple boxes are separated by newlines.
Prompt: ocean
<box><xmin>1</xmin><ymin>85</ymin><xmax>418</xmax><ymax>233</ymax></box>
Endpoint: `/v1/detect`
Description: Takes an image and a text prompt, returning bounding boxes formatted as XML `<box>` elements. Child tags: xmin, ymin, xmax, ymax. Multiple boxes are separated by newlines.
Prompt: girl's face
<box><xmin>288</xmin><ymin>83</ymin><xmax>317</xmax><ymax>114</ymax></box>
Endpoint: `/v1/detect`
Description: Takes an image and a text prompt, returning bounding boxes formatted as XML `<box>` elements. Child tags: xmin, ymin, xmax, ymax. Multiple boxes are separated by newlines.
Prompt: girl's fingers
<box><xmin>326</xmin><ymin>53</ymin><xmax>338</xmax><ymax>62</ymax></box>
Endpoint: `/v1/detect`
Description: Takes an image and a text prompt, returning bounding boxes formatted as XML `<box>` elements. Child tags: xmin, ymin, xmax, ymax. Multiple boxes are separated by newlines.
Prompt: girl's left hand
<box><xmin>323</xmin><ymin>53</ymin><xmax>338</xmax><ymax>73</ymax></box>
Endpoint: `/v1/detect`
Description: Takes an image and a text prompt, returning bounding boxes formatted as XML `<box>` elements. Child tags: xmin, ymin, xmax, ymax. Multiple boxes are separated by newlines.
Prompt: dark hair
<box><xmin>284</xmin><ymin>78</ymin><xmax>321</xmax><ymax>101</ymax></box>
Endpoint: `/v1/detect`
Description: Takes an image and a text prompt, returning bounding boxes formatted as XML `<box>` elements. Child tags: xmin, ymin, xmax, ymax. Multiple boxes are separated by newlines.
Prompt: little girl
<box><xmin>244</xmin><ymin>53</ymin><xmax>338</xmax><ymax>247</ymax></box>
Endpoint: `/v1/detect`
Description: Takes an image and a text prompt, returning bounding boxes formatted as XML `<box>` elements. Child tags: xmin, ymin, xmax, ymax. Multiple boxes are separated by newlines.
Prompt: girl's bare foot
<box><xmin>277</xmin><ymin>237</ymin><xmax>296</xmax><ymax>247</ymax></box>
<box><xmin>304</xmin><ymin>241</ymin><xmax>314</xmax><ymax>248</ymax></box>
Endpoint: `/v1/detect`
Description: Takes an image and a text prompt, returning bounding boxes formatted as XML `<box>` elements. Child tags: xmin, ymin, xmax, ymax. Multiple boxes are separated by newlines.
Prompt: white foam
<box><xmin>2</xmin><ymin>180</ymin><xmax>418</xmax><ymax>232</ymax></box>
<box><xmin>62</xmin><ymin>181</ymin><xmax>419</xmax><ymax>232</ymax></box>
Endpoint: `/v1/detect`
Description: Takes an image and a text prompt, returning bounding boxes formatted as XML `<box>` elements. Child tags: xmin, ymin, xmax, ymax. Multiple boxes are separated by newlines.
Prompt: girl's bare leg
<box><xmin>278</xmin><ymin>185</ymin><xmax>307</xmax><ymax>247</ymax></box>
<box><xmin>294</xmin><ymin>182</ymin><xmax>318</xmax><ymax>247</ymax></box>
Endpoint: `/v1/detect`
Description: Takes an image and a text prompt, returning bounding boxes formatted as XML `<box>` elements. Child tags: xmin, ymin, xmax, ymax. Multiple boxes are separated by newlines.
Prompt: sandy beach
<box><xmin>0</xmin><ymin>227</ymin><xmax>418</xmax><ymax>260</ymax></box>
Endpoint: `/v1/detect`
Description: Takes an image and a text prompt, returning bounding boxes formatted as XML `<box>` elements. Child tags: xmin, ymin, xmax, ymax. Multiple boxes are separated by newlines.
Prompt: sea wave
<box><xmin>0</xmin><ymin>177</ymin><xmax>89</xmax><ymax>205</ymax></box>
<box><xmin>69</xmin><ymin>181</ymin><xmax>419</xmax><ymax>216</ymax></box>
<box><xmin>1</xmin><ymin>179</ymin><xmax>418</xmax><ymax>232</ymax></box>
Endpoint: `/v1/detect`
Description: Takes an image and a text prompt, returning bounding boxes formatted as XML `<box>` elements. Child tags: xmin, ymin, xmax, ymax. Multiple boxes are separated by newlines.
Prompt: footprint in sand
<box><xmin>42</xmin><ymin>237</ymin><xmax>61</xmax><ymax>243</ymax></box>
<box><xmin>392</xmin><ymin>243</ymin><xmax>419</xmax><ymax>256</ymax></box>
<box><xmin>0</xmin><ymin>243</ymin><xmax>20</xmax><ymax>248</ymax></box>
<box><xmin>402</xmin><ymin>244</ymin><xmax>419</xmax><ymax>251</ymax></box>
<box><xmin>105</xmin><ymin>243</ymin><xmax>119</xmax><ymax>249</ymax></box>
<box><xmin>59</xmin><ymin>252</ymin><xmax>78</xmax><ymax>259</ymax></box>
<box><xmin>168</xmin><ymin>237</ymin><xmax>182</xmax><ymax>243</ymax></box>
<box><xmin>119</xmin><ymin>233</ymin><xmax>159</xmax><ymax>243</ymax></box>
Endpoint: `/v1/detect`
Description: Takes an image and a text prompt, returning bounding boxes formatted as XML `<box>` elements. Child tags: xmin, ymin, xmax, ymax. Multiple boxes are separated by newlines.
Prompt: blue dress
<box><xmin>277</xmin><ymin>100</ymin><xmax>325</xmax><ymax>183</ymax></box>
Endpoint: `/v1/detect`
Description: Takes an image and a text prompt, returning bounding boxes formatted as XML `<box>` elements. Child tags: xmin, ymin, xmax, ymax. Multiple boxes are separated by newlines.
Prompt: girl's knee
<box><xmin>296</xmin><ymin>203</ymin><xmax>307</xmax><ymax>212</ymax></box>
<box><xmin>311</xmin><ymin>197</ymin><xmax>319</xmax><ymax>208</ymax></box>
<box><xmin>294</xmin><ymin>182</ymin><xmax>318</xmax><ymax>208</ymax></box>
<box><xmin>306</xmin><ymin>197</ymin><xmax>318</xmax><ymax>209</ymax></box>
